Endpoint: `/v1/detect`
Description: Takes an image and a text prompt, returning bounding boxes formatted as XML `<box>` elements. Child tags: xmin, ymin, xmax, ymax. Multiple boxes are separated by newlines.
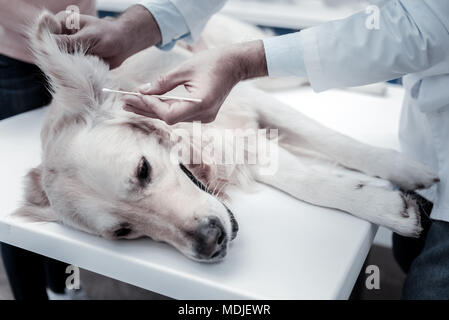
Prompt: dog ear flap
<box><xmin>13</xmin><ymin>166</ymin><xmax>58</xmax><ymax>222</ymax></box>
<box><xmin>13</xmin><ymin>205</ymin><xmax>58</xmax><ymax>223</ymax></box>
<box><xmin>24</xmin><ymin>167</ymin><xmax>50</xmax><ymax>207</ymax></box>
<box><xmin>28</xmin><ymin>10</ymin><xmax>109</xmax><ymax>118</ymax></box>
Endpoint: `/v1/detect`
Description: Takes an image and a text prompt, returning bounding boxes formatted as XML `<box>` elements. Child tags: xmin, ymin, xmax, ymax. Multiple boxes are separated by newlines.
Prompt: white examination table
<box><xmin>0</xmin><ymin>85</ymin><xmax>404</xmax><ymax>299</ymax></box>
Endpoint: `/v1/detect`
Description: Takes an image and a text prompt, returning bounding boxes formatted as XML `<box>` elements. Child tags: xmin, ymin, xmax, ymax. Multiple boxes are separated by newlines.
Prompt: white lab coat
<box><xmin>297</xmin><ymin>0</ymin><xmax>449</xmax><ymax>222</ymax></box>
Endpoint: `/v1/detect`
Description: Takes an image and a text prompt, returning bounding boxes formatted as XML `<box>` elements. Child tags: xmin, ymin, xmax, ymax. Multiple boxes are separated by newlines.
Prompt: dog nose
<box><xmin>194</xmin><ymin>216</ymin><xmax>227</xmax><ymax>260</ymax></box>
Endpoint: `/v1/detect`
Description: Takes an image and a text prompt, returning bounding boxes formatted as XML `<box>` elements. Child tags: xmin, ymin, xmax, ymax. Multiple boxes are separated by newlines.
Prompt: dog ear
<box><xmin>13</xmin><ymin>205</ymin><xmax>58</xmax><ymax>223</ymax></box>
<box><xmin>13</xmin><ymin>166</ymin><xmax>58</xmax><ymax>222</ymax></box>
<box><xmin>28</xmin><ymin>10</ymin><xmax>109</xmax><ymax>119</ymax></box>
<box><xmin>24</xmin><ymin>167</ymin><xmax>50</xmax><ymax>207</ymax></box>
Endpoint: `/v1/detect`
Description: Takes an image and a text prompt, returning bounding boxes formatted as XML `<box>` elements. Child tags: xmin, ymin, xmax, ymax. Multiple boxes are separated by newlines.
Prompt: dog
<box><xmin>15</xmin><ymin>11</ymin><xmax>439</xmax><ymax>262</ymax></box>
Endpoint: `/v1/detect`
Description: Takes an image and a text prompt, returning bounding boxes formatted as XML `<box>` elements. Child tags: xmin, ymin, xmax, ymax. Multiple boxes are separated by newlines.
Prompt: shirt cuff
<box><xmin>139</xmin><ymin>0</ymin><xmax>191</xmax><ymax>50</ymax></box>
<box><xmin>170</xmin><ymin>0</ymin><xmax>227</xmax><ymax>44</ymax></box>
<box><xmin>299</xmin><ymin>27</ymin><xmax>327</xmax><ymax>92</ymax></box>
<box><xmin>263</xmin><ymin>32</ymin><xmax>307</xmax><ymax>78</ymax></box>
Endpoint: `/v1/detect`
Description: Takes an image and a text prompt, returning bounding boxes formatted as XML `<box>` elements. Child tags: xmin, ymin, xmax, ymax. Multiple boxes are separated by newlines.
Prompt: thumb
<box><xmin>139</xmin><ymin>69</ymin><xmax>187</xmax><ymax>95</ymax></box>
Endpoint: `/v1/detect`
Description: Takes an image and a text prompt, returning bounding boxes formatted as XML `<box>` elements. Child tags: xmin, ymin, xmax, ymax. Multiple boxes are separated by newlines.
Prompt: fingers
<box><xmin>123</xmin><ymin>104</ymin><xmax>157</xmax><ymax>118</ymax></box>
<box><xmin>54</xmin><ymin>30</ymin><xmax>94</xmax><ymax>54</ymax></box>
<box><xmin>123</xmin><ymin>94</ymin><xmax>202</xmax><ymax>125</ymax></box>
<box><xmin>54</xmin><ymin>10</ymin><xmax>94</xmax><ymax>34</ymax></box>
<box><xmin>54</xmin><ymin>34</ymin><xmax>80</xmax><ymax>52</ymax></box>
<box><xmin>143</xmin><ymin>95</ymin><xmax>199</xmax><ymax>125</ymax></box>
<box><xmin>53</xmin><ymin>11</ymin><xmax>98</xmax><ymax>53</ymax></box>
<box><xmin>139</xmin><ymin>68</ymin><xmax>188</xmax><ymax>95</ymax></box>
<box><xmin>122</xmin><ymin>95</ymin><xmax>150</xmax><ymax>111</ymax></box>
<box><xmin>122</xmin><ymin>95</ymin><xmax>161</xmax><ymax>120</ymax></box>
<box><xmin>54</xmin><ymin>11</ymin><xmax>72</xmax><ymax>34</ymax></box>
<box><xmin>104</xmin><ymin>56</ymin><xmax>125</xmax><ymax>70</ymax></box>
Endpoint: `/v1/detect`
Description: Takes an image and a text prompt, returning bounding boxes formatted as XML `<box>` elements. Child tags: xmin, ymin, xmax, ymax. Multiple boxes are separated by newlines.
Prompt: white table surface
<box><xmin>0</xmin><ymin>85</ymin><xmax>404</xmax><ymax>299</ymax></box>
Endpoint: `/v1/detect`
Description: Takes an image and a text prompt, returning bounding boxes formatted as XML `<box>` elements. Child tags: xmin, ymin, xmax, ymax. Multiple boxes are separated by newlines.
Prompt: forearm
<box><xmin>227</xmin><ymin>40</ymin><xmax>268</xmax><ymax>81</ymax></box>
<box><xmin>117</xmin><ymin>5</ymin><xmax>162</xmax><ymax>55</ymax></box>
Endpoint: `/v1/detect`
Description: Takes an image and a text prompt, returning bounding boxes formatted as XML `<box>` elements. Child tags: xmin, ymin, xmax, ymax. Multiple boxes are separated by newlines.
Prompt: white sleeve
<box><xmin>298</xmin><ymin>0</ymin><xmax>449</xmax><ymax>92</ymax></box>
<box><xmin>140</xmin><ymin>0</ymin><xmax>227</xmax><ymax>50</ymax></box>
<box><xmin>263</xmin><ymin>32</ymin><xmax>307</xmax><ymax>77</ymax></box>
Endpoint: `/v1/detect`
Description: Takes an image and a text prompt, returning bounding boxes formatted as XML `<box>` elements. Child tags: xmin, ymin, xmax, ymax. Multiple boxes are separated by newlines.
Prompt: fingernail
<box><xmin>138</xmin><ymin>82</ymin><xmax>152</xmax><ymax>93</ymax></box>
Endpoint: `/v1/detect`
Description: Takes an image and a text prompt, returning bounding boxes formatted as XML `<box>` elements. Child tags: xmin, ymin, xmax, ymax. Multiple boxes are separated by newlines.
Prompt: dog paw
<box><xmin>397</xmin><ymin>193</ymin><xmax>422</xmax><ymax>236</ymax></box>
<box><xmin>374</xmin><ymin>191</ymin><xmax>422</xmax><ymax>237</ymax></box>
<box><xmin>377</xmin><ymin>150</ymin><xmax>439</xmax><ymax>191</ymax></box>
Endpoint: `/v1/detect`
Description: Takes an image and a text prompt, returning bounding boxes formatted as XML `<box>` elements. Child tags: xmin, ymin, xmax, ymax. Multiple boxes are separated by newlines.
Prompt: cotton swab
<box><xmin>102</xmin><ymin>88</ymin><xmax>202</xmax><ymax>103</ymax></box>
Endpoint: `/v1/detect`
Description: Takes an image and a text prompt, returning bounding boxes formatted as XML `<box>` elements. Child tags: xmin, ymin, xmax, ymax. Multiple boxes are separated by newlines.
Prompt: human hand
<box><xmin>122</xmin><ymin>40</ymin><xmax>267</xmax><ymax>124</ymax></box>
<box><xmin>54</xmin><ymin>5</ymin><xmax>162</xmax><ymax>69</ymax></box>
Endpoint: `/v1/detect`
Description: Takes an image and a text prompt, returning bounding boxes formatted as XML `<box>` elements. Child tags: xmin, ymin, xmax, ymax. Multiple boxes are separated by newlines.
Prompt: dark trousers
<box><xmin>393</xmin><ymin>192</ymin><xmax>449</xmax><ymax>299</ymax></box>
<box><xmin>0</xmin><ymin>53</ymin><xmax>69</xmax><ymax>300</ymax></box>
<box><xmin>1</xmin><ymin>245</ymin><xmax>69</xmax><ymax>299</ymax></box>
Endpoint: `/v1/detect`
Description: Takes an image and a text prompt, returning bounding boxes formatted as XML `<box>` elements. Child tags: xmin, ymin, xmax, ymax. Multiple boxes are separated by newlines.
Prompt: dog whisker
<box><xmin>216</xmin><ymin>182</ymin><xmax>228</xmax><ymax>197</ymax></box>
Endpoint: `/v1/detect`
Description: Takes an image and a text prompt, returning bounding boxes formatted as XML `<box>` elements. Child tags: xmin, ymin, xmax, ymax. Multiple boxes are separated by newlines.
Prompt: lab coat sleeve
<box><xmin>298</xmin><ymin>0</ymin><xmax>449</xmax><ymax>92</ymax></box>
<box><xmin>263</xmin><ymin>32</ymin><xmax>307</xmax><ymax>77</ymax></box>
<box><xmin>140</xmin><ymin>0</ymin><xmax>190</xmax><ymax>50</ymax></box>
<box><xmin>140</xmin><ymin>0</ymin><xmax>227</xmax><ymax>50</ymax></box>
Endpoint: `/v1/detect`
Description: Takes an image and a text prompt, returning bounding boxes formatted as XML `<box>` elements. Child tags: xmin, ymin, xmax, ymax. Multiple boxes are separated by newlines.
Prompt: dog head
<box><xmin>16</xmin><ymin>11</ymin><xmax>238</xmax><ymax>262</ymax></box>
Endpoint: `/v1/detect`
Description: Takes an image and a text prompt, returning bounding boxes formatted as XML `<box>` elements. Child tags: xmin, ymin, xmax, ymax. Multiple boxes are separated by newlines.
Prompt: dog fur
<box><xmin>15</xmin><ymin>11</ymin><xmax>439</xmax><ymax>262</ymax></box>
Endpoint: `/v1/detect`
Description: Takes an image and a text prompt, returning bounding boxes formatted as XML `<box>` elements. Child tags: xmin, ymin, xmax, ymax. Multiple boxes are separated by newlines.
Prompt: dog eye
<box><xmin>114</xmin><ymin>226</ymin><xmax>132</xmax><ymax>238</ymax></box>
<box><xmin>137</xmin><ymin>157</ymin><xmax>151</xmax><ymax>185</ymax></box>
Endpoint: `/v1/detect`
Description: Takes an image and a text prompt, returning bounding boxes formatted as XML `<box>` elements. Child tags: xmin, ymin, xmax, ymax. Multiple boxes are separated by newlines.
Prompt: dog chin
<box><xmin>192</xmin><ymin>249</ymin><xmax>228</xmax><ymax>263</ymax></box>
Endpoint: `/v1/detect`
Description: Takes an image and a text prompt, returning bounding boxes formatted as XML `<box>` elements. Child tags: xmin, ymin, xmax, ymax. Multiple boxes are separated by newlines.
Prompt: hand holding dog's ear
<box><xmin>123</xmin><ymin>40</ymin><xmax>268</xmax><ymax>125</ymax></box>
<box><xmin>52</xmin><ymin>5</ymin><xmax>162</xmax><ymax>69</ymax></box>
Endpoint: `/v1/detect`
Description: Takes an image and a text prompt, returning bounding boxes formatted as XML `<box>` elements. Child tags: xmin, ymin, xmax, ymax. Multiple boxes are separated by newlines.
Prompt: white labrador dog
<box><xmin>16</xmin><ymin>11</ymin><xmax>439</xmax><ymax>262</ymax></box>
